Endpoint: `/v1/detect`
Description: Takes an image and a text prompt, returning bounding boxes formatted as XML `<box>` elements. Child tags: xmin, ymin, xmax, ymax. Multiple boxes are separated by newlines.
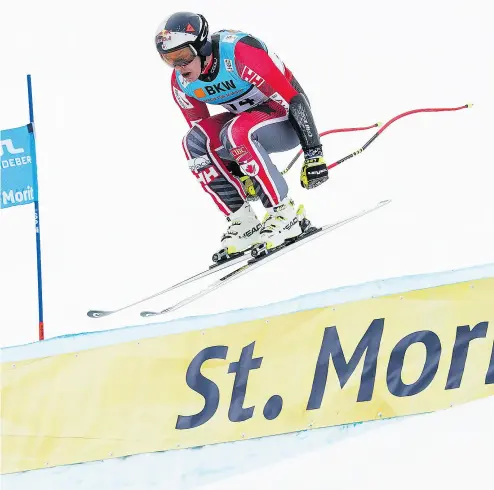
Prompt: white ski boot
<box><xmin>212</xmin><ymin>202</ymin><xmax>262</xmax><ymax>263</ymax></box>
<box><xmin>251</xmin><ymin>196</ymin><xmax>311</xmax><ymax>258</ymax></box>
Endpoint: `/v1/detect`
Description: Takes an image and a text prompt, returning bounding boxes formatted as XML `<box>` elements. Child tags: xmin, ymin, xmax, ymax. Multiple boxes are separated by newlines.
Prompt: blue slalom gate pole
<box><xmin>27</xmin><ymin>74</ymin><xmax>45</xmax><ymax>341</ymax></box>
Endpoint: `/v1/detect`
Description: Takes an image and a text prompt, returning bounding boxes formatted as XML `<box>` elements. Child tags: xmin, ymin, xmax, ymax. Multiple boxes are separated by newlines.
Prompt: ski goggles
<box><xmin>159</xmin><ymin>45</ymin><xmax>197</xmax><ymax>68</ymax></box>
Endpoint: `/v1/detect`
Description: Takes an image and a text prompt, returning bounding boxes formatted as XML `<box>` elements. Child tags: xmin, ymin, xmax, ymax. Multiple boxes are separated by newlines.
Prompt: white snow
<box><xmin>0</xmin><ymin>419</ymin><xmax>397</xmax><ymax>490</ymax></box>
<box><xmin>197</xmin><ymin>396</ymin><xmax>494</xmax><ymax>490</ymax></box>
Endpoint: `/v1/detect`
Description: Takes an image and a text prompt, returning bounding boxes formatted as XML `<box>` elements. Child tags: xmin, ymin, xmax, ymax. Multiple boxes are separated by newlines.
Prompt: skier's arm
<box><xmin>171</xmin><ymin>74</ymin><xmax>210</xmax><ymax>128</ymax></box>
<box><xmin>233</xmin><ymin>36</ymin><xmax>322</xmax><ymax>154</ymax></box>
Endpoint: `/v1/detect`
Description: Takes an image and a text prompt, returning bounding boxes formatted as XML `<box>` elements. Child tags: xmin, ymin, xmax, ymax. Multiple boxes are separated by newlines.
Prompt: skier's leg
<box><xmin>219</xmin><ymin>101</ymin><xmax>299</xmax><ymax>207</ymax></box>
<box><xmin>182</xmin><ymin>113</ymin><xmax>261</xmax><ymax>255</ymax></box>
<box><xmin>220</xmin><ymin>101</ymin><xmax>308</xmax><ymax>250</ymax></box>
<box><xmin>182</xmin><ymin>113</ymin><xmax>247</xmax><ymax>215</ymax></box>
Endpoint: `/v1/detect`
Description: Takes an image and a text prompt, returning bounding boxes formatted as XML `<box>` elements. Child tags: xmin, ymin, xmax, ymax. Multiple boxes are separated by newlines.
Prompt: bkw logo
<box><xmin>194</xmin><ymin>80</ymin><xmax>237</xmax><ymax>98</ymax></box>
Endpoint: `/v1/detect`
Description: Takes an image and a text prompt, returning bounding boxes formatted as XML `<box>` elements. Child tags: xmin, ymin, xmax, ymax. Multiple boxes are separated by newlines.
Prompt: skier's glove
<box><xmin>240</xmin><ymin>175</ymin><xmax>258</xmax><ymax>202</ymax></box>
<box><xmin>300</xmin><ymin>147</ymin><xmax>328</xmax><ymax>189</ymax></box>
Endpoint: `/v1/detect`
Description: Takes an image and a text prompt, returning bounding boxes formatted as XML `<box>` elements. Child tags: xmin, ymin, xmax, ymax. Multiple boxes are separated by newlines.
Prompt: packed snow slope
<box><xmin>198</xmin><ymin>396</ymin><xmax>494</xmax><ymax>490</ymax></box>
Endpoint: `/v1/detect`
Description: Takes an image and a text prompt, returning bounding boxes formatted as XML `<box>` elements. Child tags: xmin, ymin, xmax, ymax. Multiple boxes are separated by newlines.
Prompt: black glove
<box><xmin>300</xmin><ymin>147</ymin><xmax>329</xmax><ymax>189</ymax></box>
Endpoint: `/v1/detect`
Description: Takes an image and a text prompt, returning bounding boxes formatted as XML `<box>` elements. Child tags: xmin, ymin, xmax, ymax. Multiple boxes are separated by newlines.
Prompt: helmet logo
<box><xmin>156</xmin><ymin>29</ymin><xmax>171</xmax><ymax>50</ymax></box>
<box><xmin>157</xmin><ymin>29</ymin><xmax>171</xmax><ymax>49</ymax></box>
<box><xmin>186</xmin><ymin>23</ymin><xmax>195</xmax><ymax>32</ymax></box>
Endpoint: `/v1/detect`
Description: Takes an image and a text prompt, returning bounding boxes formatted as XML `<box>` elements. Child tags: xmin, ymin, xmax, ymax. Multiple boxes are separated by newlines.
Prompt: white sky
<box><xmin>1</xmin><ymin>0</ymin><xmax>493</xmax><ymax>348</ymax></box>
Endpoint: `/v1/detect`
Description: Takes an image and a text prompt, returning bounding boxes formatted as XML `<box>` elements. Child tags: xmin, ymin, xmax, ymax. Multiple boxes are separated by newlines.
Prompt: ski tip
<box><xmin>140</xmin><ymin>311</ymin><xmax>158</xmax><ymax>318</ymax></box>
<box><xmin>87</xmin><ymin>310</ymin><xmax>112</xmax><ymax>319</ymax></box>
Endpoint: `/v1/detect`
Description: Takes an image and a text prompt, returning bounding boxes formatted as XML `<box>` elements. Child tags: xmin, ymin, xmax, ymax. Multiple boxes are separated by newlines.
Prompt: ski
<box><xmin>140</xmin><ymin>199</ymin><xmax>391</xmax><ymax>318</ymax></box>
<box><xmin>87</xmin><ymin>250</ymin><xmax>252</xmax><ymax>319</ymax></box>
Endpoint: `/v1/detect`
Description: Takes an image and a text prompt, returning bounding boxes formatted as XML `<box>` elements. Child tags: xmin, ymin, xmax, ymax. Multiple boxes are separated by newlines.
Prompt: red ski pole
<box><xmin>326</xmin><ymin>104</ymin><xmax>472</xmax><ymax>171</ymax></box>
<box><xmin>282</xmin><ymin>104</ymin><xmax>472</xmax><ymax>175</ymax></box>
<box><xmin>281</xmin><ymin>123</ymin><xmax>380</xmax><ymax>175</ymax></box>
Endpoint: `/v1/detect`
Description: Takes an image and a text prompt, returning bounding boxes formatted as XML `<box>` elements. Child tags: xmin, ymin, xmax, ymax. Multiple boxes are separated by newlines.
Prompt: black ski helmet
<box><xmin>155</xmin><ymin>12</ymin><xmax>212</xmax><ymax>67</ymax></box>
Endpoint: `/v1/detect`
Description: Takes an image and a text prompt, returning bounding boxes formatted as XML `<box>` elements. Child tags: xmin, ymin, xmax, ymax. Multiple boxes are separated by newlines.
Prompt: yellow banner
<box><xmin>2</xmin><ymin>278</ymin><xmax>493</xmax><ymax>473</ymax></box>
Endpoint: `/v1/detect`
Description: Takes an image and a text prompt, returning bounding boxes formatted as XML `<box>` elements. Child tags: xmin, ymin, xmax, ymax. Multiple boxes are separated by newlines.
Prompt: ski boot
<box><xmin>251</xmin><ymin>197</ymin><xmax>312</xmax><ymax>259</ymax></box>
<box><xmin>212</xmin><ymin>202</ymin><xmax>262</xmax><ymax>264</ymax></box>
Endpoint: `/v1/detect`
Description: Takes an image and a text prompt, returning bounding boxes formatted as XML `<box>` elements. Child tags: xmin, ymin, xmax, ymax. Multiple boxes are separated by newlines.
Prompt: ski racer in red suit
<box><xmin>155</xmin><ymin>12</ymin><xmax>329</xmax><ymax>261</ymax></box>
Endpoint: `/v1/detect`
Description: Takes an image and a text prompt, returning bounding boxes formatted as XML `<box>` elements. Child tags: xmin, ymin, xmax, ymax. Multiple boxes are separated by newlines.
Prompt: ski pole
<box><xmin>283</xmin><ymin>104</ymin><xmax>472</xmax><ymax>175</ymax></box>
<box><xmin>281</xmin><ymin>123</ymin><xmax>380</xmax><ymax>175</ymax></box>
<box><xmin>332</xmin><ymin>104</ymin><xmax>472</xmax><ymax>173</ymax></box>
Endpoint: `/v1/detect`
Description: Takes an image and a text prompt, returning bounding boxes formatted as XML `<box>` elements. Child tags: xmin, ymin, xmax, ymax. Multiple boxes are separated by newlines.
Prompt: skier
<box><xmin>155</xmin><ymin>12</ymin><xmax>329</xmax><ymax>260</ymax></box>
